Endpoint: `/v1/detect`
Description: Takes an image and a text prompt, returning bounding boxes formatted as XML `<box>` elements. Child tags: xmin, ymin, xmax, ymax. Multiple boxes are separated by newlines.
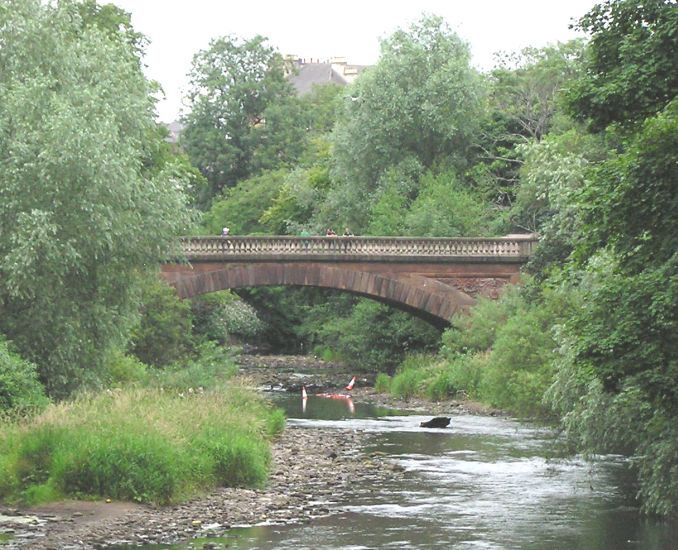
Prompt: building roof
<box><xmin>288</xmin><ymin>58</ymin><xmax>369</xmax><ymax>96</ymax></box>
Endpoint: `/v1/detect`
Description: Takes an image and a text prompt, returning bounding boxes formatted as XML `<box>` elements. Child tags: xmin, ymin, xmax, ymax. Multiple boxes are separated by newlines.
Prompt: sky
<box><xmin>112</xmin><ymin>0</ymin><xmax>600</xmax><ymax>123</ymax></box>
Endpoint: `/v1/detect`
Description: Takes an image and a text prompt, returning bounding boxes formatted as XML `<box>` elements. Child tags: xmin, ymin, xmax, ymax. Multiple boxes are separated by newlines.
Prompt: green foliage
<box><xmin>148</xmin><ymin>342</ymin><xmax>238</xmax><ymax>391</ymax></box>
<box><xmin>300</xmin><ymin>83</ymin><xmax>344</xmax><ymax>133</ymax></box>
<box><xmin>0</xmin><ymin>387</ymin><xmax>283</xmax><ymax>505</ymax></box>
<box><xmin>260</xmin><ymin>149</ymin><xmax>331</xmax><ymax>235</ymax></box>
<box><xmin>469</xmin><ymin>41</ymin><xmax>585</xmax><ymax>209</ymax></box>
<box><xmin>477</xmin><ymin>308</ymin><xmax>558</xmax><ymax>417</ymax></box>
<box><xmin>442</xmin><ymin>287</ymin><xmax>523</xmax><ymax>355</ymax></box>
<box><xmin>310</xmin><ymin>299</ymin><xmax>441</xmax><ymax>372</ymax></box>
<box><xmin>404</xmin><ymin>171</ymin><xmax>491</xmax><ymax>237</ymax></box>
<box><xmin>542</xmin><ymin>1</ymin><xmax>678</xmax><ymax>515</ymax></box>
<box><xmin>567</xmin><ymin>0</ymin><xmax>678</xmax><ymax>131</ymax></box>
<box><xmin>191</xmin><ymin>291</ymin><xmax>264</xmax><ymax>344</ymax></box>
<box><xmin>328</xmin><ymin>15</ymin><xmax>483</xmax><ymax>232</ymax></box>
<box><xmin>565</xmin><ymin>252</ymin><xmax>677</xmax><ymax>414</ymax></box>
<box><xmin>575</xmin><ymin>100</ymin><xmax>678</xmax><ymax>271</ymax></box>
<box><xmin>0</xmin><ymin>339</ymin><xmax>49</xmax><ymax>415</ymax></box>
<box><xmin>104</xmin><ymin>352</ymin><xmax>148</xmax><ymax>388</ymax></box>
<box><xmin>181</xmin><ymin>34</ymin><xmax>302</xmax><ymax>201</ymax></box>
<box><xmin>440</xmin><ymin>285</ymin><xmax>572</xmax><ymax>416</ymax></box>
<box><xmin>201</xmin><ymin>169</ymin><xmax>287</xmax><ymax>235</ymax></box>
<box><xmin>129</xmin><ymin>277</ymin><xmax>194</xmax><ymax>367</ymax></box>
<box><xmin>0</xmin><ymin>0</ymin><xmax>192</xmax><ymax>397</ymax></box>
<box><xmin>546</xmin><ymin>341</ymin><xmax>677</xmax><ymax>515</ymax></box>
<box><xmin>389</xmin><ymin>355</ymin><xmax>432</xmax><ymax>400</ymax></box>
<box><xmin>374</xmin><ymin>373</ymin><xmax>392</xmax><ymax>393</ymax></box>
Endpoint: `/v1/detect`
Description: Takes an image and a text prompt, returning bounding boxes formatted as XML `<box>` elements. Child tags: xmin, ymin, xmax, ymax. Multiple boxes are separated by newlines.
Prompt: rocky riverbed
<box><xmin>0</xmin><ymin>355</ymin><xmax>497</xmax><ymax>549</ymax></box>
<box><xmin>0</xmin><ymin>426</ymin><xmax>406</xmax><ymax>549</ymax></box>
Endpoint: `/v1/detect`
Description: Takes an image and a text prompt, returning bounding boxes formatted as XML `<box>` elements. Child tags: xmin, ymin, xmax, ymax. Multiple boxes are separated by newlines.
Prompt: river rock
<box><xmin>420</xmin><ymin>416</ymin><xmax>451</xmax><ymax>428</ymax></box>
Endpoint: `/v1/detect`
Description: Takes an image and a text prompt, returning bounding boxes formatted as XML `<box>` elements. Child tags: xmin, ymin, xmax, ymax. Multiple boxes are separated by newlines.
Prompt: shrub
<box><xmin>104</xmin><ymin>352</ymin><xmax>148</xmax><ymax>387</ymax></box>
<box><xmin>389</xmin><ymin>355</ymin><xmax>435</xmax><ymax>399</ymax></box>
<box><xmin>130</xmin><ymin>277</ymin><xmax>194</xmax><ymax>367</ymax></box>
<box><xmin>192</xmin><ymin>291</ymin><xmax>264</xmax><ymax>344</ymax></box>
<box><xmin>0</xmin><ymin>339</ymin><xmax>49</xmax><ymax>415</ymax></box>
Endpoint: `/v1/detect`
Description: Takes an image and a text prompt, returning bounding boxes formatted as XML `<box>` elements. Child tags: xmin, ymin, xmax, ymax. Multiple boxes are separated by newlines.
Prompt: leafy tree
<box><xmin>328</xmin><ymin>15</ymin><xmax>483</xmax><ymax>232</ymax></box>
<box><xmin>472</xmin><ymin>41</ymin><xmax>585</xmax><ymax>206</ymax></box>
<box><xmin>201</xmin><ymin>169</ymin><xmax>287</xmax><ymax>235</ymax></box>
<box><xmin>300</xmin><ymin>83</ymin><xmax>344</xmax><ymax>134</ymax></box>
<box><xmin>546</xmin><ymin>0</ymin><xmax>678</xmax><ymax>516</ymax></box>
<box><xmin>567</xmin><ymin>0</ymin><xmax>678</xmax><ymax>132</ymax></box>
<box><xmin>404</xmin><ymin>171</ymin><xmax>491</xmax><ymax>237</ymax></box>
<box><xmin>0</xmin><ymin>0</ymin><xmax>191</xmax><ymax>397</ymax></box>
<box><xmin>311</xmin><ymin>299</ymin><xmax>441</xmax><ymax>372</ymax></box>
<box><xmin>181</xmin><ymin>35</ymin><xmax>305</xmax><ymax>202</ymax></box>
<box><xmin>74</xmin><ymin>0</ymin><xmax>146</xmax><ymax>58</ymax></box>
<box><xmin>260</xmin><ymin>138</ymin><xmax>333</xmax><ymax>235</ymax></box>
<box><xmin>129</xmin><ymin>277</ymin><xmax>194</xmax><ymax>367</ymax></box>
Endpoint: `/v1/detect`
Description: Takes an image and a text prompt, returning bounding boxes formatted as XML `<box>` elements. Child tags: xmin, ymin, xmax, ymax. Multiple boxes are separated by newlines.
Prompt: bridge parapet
<box><xmin>178</xmin><ymin>235</ymin><xmax>537</xmax><ymax>262</ymax></box>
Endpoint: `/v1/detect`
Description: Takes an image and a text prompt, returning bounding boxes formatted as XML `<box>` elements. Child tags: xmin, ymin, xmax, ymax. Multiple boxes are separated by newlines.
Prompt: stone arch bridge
<box><xmin>161</xmin><ymin>235</ymin><xmax>538</xmax><ymax>327</ymax></box>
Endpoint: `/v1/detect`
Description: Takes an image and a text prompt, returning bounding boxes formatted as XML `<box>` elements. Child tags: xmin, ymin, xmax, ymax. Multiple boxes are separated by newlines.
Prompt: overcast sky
<box><xmin>112</xmin><ymin>0</ymin><xmax>599</xmax><ymax>123</ymax></box>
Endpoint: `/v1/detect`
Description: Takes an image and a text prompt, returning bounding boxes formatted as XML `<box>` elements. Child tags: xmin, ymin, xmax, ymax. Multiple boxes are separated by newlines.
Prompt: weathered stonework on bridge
<box><xmin>161</xmin><ymin>236</ymin><xmax>537</xmax><ymax>326</ymax></box>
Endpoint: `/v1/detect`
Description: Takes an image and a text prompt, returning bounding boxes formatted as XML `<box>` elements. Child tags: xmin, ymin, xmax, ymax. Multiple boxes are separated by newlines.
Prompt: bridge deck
<box><xmin>176</xmin><ymin>235</ymin><xmax>537</xmax><ymax>263</ymax></box>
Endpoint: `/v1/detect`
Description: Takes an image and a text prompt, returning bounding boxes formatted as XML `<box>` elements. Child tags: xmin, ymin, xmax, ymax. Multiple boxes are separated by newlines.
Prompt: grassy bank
<box><xmin>375</xmin><ymin>288</ymin><xmax>566</xmax><ymax>419</ymax></box>
<box><xmin>0</xmin><ymin>385</ymin><xmax>284</xmax><ymax>505</ymax></box>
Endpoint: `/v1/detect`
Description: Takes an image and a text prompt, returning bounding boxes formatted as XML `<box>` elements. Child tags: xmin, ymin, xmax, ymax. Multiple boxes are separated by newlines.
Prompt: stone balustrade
<box><xmin>177</xmin><ymin>235</ymin><xmax>538</xmax><ymax>262</ymax></box>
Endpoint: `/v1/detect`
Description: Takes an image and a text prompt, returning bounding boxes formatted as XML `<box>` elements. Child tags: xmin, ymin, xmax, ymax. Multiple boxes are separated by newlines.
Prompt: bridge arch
<box><xmin>161</xmin><ymin>235</ymin><xmax>537</xmax><ymax>326</ymax></box>
<box><xmin>161</xmin><ymin>262</ymin><xmax>476</xmax><ymax>327</ymax></box>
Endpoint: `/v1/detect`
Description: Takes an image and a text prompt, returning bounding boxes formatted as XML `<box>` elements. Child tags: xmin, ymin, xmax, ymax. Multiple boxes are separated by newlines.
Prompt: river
<box><xmin>118</xmin><ymin>392</ymin><xmax>678</xmax><ymax>550</ymax></box>
<box><xmin>163</xmin><ymin>393</ymin><xmax>676</xmax><ymax>550</ymax></box>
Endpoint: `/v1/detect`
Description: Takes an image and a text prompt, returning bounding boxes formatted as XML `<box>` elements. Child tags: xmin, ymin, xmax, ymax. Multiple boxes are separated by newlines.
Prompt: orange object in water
<box><xmin>315</xmin><ymin>392</ymin><xmax>352</xmax><ymax>400</ymax></box>
<box><xmin>346</xmin><ymin>376</ymin><xmax>356</xmax><ymax>391</ymax></box>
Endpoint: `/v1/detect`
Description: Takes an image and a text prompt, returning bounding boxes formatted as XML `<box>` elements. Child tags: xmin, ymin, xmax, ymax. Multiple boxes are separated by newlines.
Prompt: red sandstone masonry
<box><xmin>161</xmin><ymin>236</ymin><xmax>537</xmax><ymax>325</ymax></box>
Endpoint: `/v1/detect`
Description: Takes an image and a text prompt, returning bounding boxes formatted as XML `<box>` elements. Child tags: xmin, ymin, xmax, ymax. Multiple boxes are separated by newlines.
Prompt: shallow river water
<box><xmin>167</xmin><ymin>394</ymin><xmax>676</xmax><ymax>549</ymax></box>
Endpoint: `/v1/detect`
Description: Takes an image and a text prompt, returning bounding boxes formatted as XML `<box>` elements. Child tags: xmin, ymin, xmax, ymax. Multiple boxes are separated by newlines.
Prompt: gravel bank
<box><xmin>0</xmin><ymin>425</ymin><xmax>405</xmax><ymax>549</ymax></box>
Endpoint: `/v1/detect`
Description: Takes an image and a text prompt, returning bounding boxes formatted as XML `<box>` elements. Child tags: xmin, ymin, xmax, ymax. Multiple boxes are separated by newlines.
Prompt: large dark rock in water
<box><xmin>420</xmin><ymin>417</ymin><xmax>451</xmax><ymax>428</ymax></box>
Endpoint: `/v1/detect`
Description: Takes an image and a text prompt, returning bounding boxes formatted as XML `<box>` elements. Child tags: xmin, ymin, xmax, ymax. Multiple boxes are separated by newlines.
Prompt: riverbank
<box><xmin>238</xmin><ymin>353</ymin><xmax>503</xmax><ymax>416</ymax></box>
<box><xmin>0</xmin><ymin>356</ymin><xmax>494</xmax><ymax>548</ymax></box>
<box><xmin>0</xmin><ymin>424</ymin><xmax>407</xmax><ymax>548</ymax></box>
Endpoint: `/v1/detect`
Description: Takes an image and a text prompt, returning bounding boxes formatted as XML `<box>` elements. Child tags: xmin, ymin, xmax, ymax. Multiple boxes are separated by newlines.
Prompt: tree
<box><xmin>404</xmin><ymin>171</ymin><xmax>491</xmax><ymax>237</ymax></box>
<box><xmin>180</xmin><ymin>35</ymin><xmax>305</xmax><ymax>203</ymax></box>
<box><xmin>201</xmin><ymin>169</ymin><xmax>288</xmax><ymax>235</ymax></box>
<box><xmin>546</xmin><ymin>0</ymin><xmax>678</xmax><ymax>516</ymax></box>
<box><xmin>567</xmin><ymin>0</ymin><xmax>678</xmax><ymax>131</ymax></box>
<box><xmin>471</xmin><ymin>41</ymin><xmax>585</xmax><ymax>207</ymax></box>
<box><xmin>327</xmin><ymin>15</ymin><xmax>483</xmax><ymax>232</ymax></box>
<box><xmin>0</xmin><ymin>0</ymin><xmax>192</xmax><ymax>397</ymax></box>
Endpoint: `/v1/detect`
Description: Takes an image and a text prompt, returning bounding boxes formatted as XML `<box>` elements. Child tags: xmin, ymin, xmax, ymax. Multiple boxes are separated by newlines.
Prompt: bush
<box><xmin>442</xmin><ymin>287</ymin><xmax>523</xmax><ymax>356</ymax></box>
<box><xmin>149</xmin><ymin>341</ymin><xmax>238</xmax><ymax>391</ymax></box>
<box><xmin>0</xmin><ymin>386</ymin><xmax>284</xmax><ymax>505</ymax></box>
<box><xmin>130</xmin><ymin>277</ymin><xmax>194</xmax><ymax>367</ymax></box>
<box><xmin>104</xmin><ymin>352</ymin><xmax>148</xmax><ymax>387</ymax></box>
<box><xmin>0</xmin><ymin>339</ymin><xmax>49</xmax><ymax>415</ymax></box>
<box><xmin>192</xmin><ymin>291</ymin><xmax>264</xmax><ymax>344</ymax></box>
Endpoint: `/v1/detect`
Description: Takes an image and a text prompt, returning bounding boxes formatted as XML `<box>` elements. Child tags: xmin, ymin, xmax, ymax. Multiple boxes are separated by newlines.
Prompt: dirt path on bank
<box><xmin>0</xmin><ymin>355</ymin><xmax>498</xmax><ymax>549</ymax></box>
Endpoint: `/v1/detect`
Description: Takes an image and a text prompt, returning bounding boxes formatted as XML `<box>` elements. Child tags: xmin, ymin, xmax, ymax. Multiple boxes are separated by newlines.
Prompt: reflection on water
<box><xmin>147</xmin><ymin>393</ymin><xmax>678</xmax><ymax>549</ymax></box>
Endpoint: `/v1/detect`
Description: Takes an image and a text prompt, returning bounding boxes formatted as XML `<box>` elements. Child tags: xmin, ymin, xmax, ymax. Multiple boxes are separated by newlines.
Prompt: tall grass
<box><xmin>0</xmin><ymin>385</ymin><xmax>284</xmax><ymax>505</ymax></box>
